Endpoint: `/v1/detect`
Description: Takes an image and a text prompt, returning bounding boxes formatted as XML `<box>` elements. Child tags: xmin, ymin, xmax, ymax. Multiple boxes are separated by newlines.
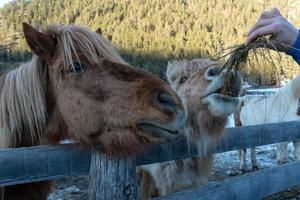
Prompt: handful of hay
<box><xmin>215</xmin><ymin>37</ymin><xmax>280</xmax><ymax>95</ymax></box>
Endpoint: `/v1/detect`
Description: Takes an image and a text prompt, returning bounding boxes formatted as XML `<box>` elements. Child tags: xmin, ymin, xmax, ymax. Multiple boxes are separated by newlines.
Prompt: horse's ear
<box><xmin>23</xmin><ymin>23</ymin><xmax>56</xmax><ymax>59</ymax></box>
<box><xmin>95</xmin><ymin>28</ymin><xmax>102</xmax><ymax>35</ymax></box>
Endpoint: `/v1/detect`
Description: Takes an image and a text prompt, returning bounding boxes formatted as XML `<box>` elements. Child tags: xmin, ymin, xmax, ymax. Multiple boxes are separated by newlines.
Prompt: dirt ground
<box><xmin>48</xmin><ymin>144</ymin><xmax>300</xmax><ymax>200</ymax></box>
<box><xmin>48</xmin><ymin>177</ymin><xmax>300</xmax><ymax>200</ymax></box>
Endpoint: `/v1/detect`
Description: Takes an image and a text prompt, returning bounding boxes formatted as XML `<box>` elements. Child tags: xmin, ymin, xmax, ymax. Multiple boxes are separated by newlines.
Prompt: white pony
<box><xmin>239</xmin><ymin>75</ymin><xmax>300</xmax><ymax>170</ymax></box>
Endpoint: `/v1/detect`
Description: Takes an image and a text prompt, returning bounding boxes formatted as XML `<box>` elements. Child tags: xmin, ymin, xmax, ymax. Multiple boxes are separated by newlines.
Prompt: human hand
<box><xmin>247</xmin><ymin>8</ymin><xmax>299</xmax><ymax>52</ymax></box>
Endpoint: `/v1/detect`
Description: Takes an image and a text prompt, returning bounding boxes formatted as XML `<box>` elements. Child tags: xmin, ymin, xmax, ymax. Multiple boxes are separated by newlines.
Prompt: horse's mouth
<box><xmin>201</xmin><ymin>91</ymin><xmax>242</xmax><ymax>118</ymax></box>
<box><xmin>138</xmin><ymin>123</ymin><xmax>181</xmax><ymax>141</ymax></box>
<box><xmin>201</xmin><ymin>87</ymin><xmax>240</xmax><ymax>100</ymax></box>
<box><xmin>200</xmin><ymin>74</ymin><xmax>242</xmax><ymax>117</ymax></box>
<box><xmin>202</xmin><ymin>92</ymin><xmax>241</xmax><ymax>104</ymax></box>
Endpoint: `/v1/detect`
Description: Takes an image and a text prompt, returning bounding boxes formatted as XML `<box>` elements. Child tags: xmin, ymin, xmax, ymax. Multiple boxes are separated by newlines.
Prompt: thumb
<box><xmin>270</xmin><ymin>7</ymin><xmax>282</xmax><ymax>16</ymax></box>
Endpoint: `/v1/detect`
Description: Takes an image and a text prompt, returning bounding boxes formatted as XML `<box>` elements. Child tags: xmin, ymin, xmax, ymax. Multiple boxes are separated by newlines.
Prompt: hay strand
<box><xmin>215</xmin><ymin>37</ymin><xmax>279</xmax><ymax>94</ymax></box>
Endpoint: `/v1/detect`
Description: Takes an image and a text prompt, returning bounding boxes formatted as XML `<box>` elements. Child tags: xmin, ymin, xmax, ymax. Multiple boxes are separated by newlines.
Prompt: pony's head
<box><xmin>15</xmin><ymin>23</ymin><xmax>186</xmax><ymax>155</ymax></box>
<box><xmin>166</xmin><ymin>58</ymin><xmax>242</xmax><ymax>148</ymax></box>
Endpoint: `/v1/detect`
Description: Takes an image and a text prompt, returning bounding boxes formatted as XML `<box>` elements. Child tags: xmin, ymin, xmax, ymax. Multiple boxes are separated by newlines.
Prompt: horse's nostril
<box><xmin>205</xmin><ymin>66</ymin><xmax>220</xmax><ymax>80</ymax></box>
<box><xmin>158</xmin><ymin>93</ymin><xmax>175</xmax><ymax>104</ymax></box>
<box><xmin>157</xmin><ymin>93</ymin><xmax>176</xmax><ymax>113</ymax></box>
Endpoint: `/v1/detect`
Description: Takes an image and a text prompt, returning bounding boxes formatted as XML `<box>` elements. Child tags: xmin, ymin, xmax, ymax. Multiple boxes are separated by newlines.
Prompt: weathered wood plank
<box><xmin>0</xmin><ymin>144</ymin><xmax>90</xmax><ymax>186</ymax></box>
<box><xmin>137</xmin><ymin>120</ymin><xmax>300</xmax><ymax>165</ymax></box>
<box><xmin>155</xmin><ymin>160</ymin><xmax>300</xmax><ymax>200</ymax></box>
<box><xmin>0</xmin><ymin>121</ymin><xmax>300</xmax><ymax>186</ymax></box>
<box><xmin>88</xmin><ymin>151</ymin><xmax>139</xmax><ymax>200</ymax></box>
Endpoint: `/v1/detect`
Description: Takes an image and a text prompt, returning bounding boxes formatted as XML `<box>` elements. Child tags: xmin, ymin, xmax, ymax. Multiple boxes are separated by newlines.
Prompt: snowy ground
<box><xmin>213</xmin><ymin>143</ymin><xmax>300</xmax><ymax>200</ymax></box>
<box><xmin>213</xmin><ymin>143</ymin><xmax>294</xmax><ymax>177</ymax></box>
<box><xmin>48</xmin><ymin>143</ymin><xmax>300</xmax><ymax>199</ymax></box>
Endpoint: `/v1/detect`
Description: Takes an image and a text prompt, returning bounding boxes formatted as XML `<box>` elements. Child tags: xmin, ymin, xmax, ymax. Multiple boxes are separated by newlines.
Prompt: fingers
<box><xmin>247</xmin><ymin>23</ymin><xmax>279</xmax><ymax>44</ymax></box>
<box><xmin>260</xmin><ymin>11</ymin><xmax>275</xmax><ymax>19</ymax></box>
<box><xmin>270</xmin><ymin>7</ymin><xmax>282</xmax><ymax>16</ymax></box>
<box><xmin>248</xmin><ymin>18</ymin><xmax>276</xmax><ymax>38</ymax></box>
<box><xmin>246</xmin><ymin>7</ymin><xmax>282</xmax><ymax>44</ymax></box>
<box><xmin>259</xmin><ymin>7</ymin><xmax>281</xmax><ymax>19</ymax></box>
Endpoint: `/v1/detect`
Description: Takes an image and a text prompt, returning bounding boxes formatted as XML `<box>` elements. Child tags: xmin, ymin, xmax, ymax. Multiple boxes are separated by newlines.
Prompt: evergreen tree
<box><xmin>1</xmin><ymin>0</ymin><xmax>300</xmax><ymax>84</ymax></box>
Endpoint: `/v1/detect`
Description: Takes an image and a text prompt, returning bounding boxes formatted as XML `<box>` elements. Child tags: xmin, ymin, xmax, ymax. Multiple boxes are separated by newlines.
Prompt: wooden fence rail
<box><xmin>156</xmin><ymin>160</ymin><xmax>300</xmax><ymax>200</ymax></box>
<box><xmin>138</xmin><ymin>120</ymin><xmax>300</xmax><ymax>165</ymax></box>
<box><xmin>0</xmin><ymin>145</ymin><xmax>91</xmax><ymax>186</ymax></box>
<box><xmin>1</xmin><ymin>121</ymin><xmax>300</xmax><ymax>199</ymax></box>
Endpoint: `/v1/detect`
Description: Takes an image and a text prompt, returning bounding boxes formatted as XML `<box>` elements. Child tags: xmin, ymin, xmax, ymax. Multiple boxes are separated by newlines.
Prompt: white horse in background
<box><xmin>238</xmin><ymin>75</ymin><xmax>300</xmax><ymax>170</ymax></box>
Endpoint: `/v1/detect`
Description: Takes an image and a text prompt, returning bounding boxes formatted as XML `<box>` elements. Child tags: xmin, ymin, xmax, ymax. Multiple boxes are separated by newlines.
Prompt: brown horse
<box><xmin>0</xmin><ymin>23</ymin><xmax>186</xmax><ymax>200</ymax></box>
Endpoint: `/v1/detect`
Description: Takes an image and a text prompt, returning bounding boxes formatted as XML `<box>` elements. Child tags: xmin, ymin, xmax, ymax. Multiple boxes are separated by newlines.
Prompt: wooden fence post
<box><xmin>88</xmin><ymin>150</ymin><xmax>139</xmax><ymax>200</ymax></box>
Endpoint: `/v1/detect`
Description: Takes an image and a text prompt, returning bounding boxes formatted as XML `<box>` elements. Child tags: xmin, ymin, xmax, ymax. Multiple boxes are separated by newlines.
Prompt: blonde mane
<box><xmin>0</xmin><ymin>57</ymin><xmax>46</xmax><ymax>148</ymax></box>
<box><xmin>0</xmin><ymin>24</ymin><xmax>126</xmax><ymax>148</ymax></box>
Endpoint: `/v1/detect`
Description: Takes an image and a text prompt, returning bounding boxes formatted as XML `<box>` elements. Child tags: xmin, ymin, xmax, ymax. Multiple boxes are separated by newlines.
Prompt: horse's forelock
<box><xmin>46</xmin><ymin>24</ymin><xmax>126</xmax><ymax>72</ymax></box>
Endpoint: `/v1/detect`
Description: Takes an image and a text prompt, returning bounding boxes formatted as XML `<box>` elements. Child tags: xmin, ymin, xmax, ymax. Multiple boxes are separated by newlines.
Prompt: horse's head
<box><xmin>166</xmin><ymin>58</ymin><xmax>242</xmax><ymax>140</ymax></box>
<box><xmin>22</xmin><ymin>23</ymin><xmax>186</xmax><ymax>155</ymax></box>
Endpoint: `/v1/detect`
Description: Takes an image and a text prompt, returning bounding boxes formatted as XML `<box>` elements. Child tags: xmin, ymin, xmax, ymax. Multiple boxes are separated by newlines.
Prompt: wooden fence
<box><xmin>1</xmin><ymin>121</ymin><xmax>300</xmax><ymax>199</ymax></box>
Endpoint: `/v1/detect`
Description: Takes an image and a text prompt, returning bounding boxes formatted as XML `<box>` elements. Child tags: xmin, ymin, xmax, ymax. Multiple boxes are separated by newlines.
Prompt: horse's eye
<box><xmin>179</xmin><ymin>76</ymin><xmax>187</xmax><ymax>84</ymax></box>
<box><xmin>70</xmin><ymin>62</ymin><xmax>85</xmax><ymax>74</ymax></box>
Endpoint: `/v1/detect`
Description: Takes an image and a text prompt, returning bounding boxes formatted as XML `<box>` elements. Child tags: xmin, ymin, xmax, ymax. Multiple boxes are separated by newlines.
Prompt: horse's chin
<box><xmin>201</xmin><ymin>93</ymin><xmax>242</xmax><ymax>118</ymax></box>
<box><xmin>88</xmin><ymin>128</ymin><xmax>144</xmax><ymax>156</ymax></box>
<box><xmin>91</xmin><ymin>124</ymin><xmax>181</xmax><ymax>156</ymax></box>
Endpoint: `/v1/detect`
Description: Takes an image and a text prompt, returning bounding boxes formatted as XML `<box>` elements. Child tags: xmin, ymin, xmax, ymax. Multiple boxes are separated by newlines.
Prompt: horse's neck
<box><xmin>242</xmin><ymin>85</ymin><xmax>299</xmax><ymax>124</ymax></box>
<box><xmin>272</xmin><ymin>84</ymin><xmax>298</xmax><ymax>111</ymax></box>
<box><xmin>290</xmin><ymin>76</ymin><xmax>300</xmax><ymax>98</ymax></box>
<box><xmin>279</xmin><ymin>84</ymin><xmax>300</xmax><ymax>120</ymax></box>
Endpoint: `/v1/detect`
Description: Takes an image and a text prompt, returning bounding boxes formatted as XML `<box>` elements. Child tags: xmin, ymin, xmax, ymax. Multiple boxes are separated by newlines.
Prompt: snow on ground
<box><xmin>212</xmin><ymin>143</ymin><xmax>300</xmax><ymax>200</ymax></box>
<box><xmin>212</xmin><ymin>143</ymin><xmax>295</xmax><ymax>180</ymax></box>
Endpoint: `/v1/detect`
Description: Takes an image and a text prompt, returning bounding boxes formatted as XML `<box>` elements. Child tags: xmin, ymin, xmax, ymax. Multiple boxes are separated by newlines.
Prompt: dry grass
<box><xmin>214</xmin><ymin>37</ymin><xmax>283</xmax><ymax>94</ymax></box>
